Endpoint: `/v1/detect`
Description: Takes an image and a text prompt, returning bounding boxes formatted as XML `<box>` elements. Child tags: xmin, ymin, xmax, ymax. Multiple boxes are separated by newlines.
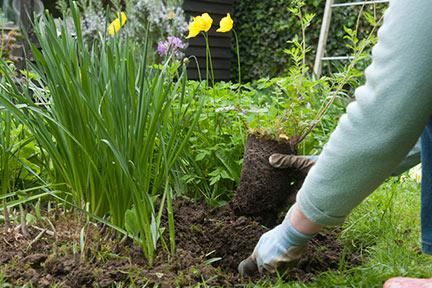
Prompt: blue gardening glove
<box><xmin>238</xmin><ymin>207</ymin><xmax>316</xmax><ymax>276</ymax></box>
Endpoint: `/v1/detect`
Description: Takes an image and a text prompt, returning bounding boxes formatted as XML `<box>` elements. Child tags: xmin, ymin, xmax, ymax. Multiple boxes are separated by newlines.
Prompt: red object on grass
<box><xmin>383</xmin><ymin>277</ymin><xmax>432</xmax><ymax>288</ymax></box>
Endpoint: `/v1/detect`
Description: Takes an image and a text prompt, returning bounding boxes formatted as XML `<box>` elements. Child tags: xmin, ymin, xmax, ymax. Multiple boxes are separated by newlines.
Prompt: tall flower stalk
<box><xmin>187</xmin><ymin>13</ymin><xmax>214</xmax><ymax>86</ymax></box>
<box><xmin>215</xmin><ymin>13</ymin><xmax>241</xmax><ymax>105</ymax></box>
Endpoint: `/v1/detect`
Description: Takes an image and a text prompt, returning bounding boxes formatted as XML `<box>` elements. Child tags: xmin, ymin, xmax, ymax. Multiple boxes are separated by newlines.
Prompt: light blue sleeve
<box><xmin>391</xmin><ymin>140</ymin><xmax>421</xmax><ymax>176</ymax></box>
<box><xmin>297</xmin><ymin>0</ymin><xmax>432</xmax><ymax>226</ymax></box>
<box><xmin>304</xmin><ymin>139</ymin><xmax>421</xmax><ymax>176</ymax></box>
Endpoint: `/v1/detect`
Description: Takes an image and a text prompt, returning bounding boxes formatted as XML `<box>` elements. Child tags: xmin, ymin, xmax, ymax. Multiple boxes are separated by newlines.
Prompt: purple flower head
<box><xmin>167</xmin><ymin>36</ymin><xmax>184</xmax><ymax>49</ymax></box>
<box><xmin>157</xmin><ymin>41</ymin><xmax>169</xmax><ymax>56</ymax></box>
<box><xmin>157</xmin><ymin>36</ymin><xmax>184</xmax><ymax>57</ymax></box>
<box><xmin>241</xmin><ymin>108</ymin><xmax>247</xmax><ymax>114</ymax></box>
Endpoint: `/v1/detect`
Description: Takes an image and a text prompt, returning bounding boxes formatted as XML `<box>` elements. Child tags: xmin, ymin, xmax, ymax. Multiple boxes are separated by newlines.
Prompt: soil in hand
<box><xmin>232</xmin><ymin>133</ymin><xmax>305</xmax><ymax>226</ymax></box>
<box><xmin>1</xmin><ymin>198</ymin><xmax>362</xmax><ymax>287</ymax></box>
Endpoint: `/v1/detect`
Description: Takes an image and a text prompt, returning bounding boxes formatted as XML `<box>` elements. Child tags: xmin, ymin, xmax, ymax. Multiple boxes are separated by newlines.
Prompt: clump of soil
<box><xmin>1</xmin><ymin>198</ymin><xmax>363</xmax><ymax>287</ymax></box>
<box><xmin>232</xmin><ymin>133</ymin><xmax>304</xmax><ymax>226</ymax></box>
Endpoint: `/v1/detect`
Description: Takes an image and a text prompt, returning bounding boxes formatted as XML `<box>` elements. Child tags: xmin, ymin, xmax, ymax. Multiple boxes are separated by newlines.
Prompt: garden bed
<box><xmin>1</xmin><ymin>198</ymin><xmax>362</xmax><ymax>287</ymax></box>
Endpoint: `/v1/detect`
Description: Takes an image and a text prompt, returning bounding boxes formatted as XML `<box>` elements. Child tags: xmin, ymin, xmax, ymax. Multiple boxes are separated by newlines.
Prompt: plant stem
<box><xmin>295</xmin><ymin>14</ymin><xmax>385</xmax><ymax>145</ymax></box>
<box><xmin>233</xmin><ymin>30</ymin><xmax>241</xmax><ymax>106</ymax></box>
<box><xmin>203</xmin><ymin>33</ymin><xmax>215</xmax><ymax>86</ymax></box>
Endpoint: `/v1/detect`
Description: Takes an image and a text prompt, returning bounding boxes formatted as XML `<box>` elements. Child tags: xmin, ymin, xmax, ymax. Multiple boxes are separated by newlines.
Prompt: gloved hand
<box><xmin>238</xmin><ymin>207</ymin><xmax>316</xmax><ymax>276</ymax></box>
<box><xmin>269</xmin><ymin>153</ymin><xmax>316</xmax><ymax>174</ymax></box>
<box><xmin>269</xmin><ymin>153</ymin><xmax>317</xmax><ymax>204</ymax></box>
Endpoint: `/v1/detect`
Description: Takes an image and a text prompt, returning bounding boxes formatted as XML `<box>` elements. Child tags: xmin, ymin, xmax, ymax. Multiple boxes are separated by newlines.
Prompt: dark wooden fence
<box><xmin>183</xmin><ymin>0</ymin><xmax>234</xmax><ymax>81</ymax></box>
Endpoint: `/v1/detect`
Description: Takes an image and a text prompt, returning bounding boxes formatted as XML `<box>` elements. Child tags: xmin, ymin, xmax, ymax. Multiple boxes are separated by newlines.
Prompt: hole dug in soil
<box><xmin>0</xmin><ymin>198</ymin><xmax>362</xmax><ymax>287</ymax></box>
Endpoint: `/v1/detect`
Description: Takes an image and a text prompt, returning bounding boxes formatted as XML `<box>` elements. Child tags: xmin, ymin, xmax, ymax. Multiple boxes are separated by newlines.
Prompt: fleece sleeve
<box><xmin>296</xmin><ymin>0</ymin><xmax>432</xmax><ymax>226</ymax></box>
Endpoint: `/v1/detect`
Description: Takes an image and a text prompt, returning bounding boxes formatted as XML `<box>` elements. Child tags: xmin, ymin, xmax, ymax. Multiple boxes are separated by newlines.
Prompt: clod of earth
<box><xmin>232</xmin><ymin>133</ymin><xmax>305</xmax><ymax>226</ymax></box>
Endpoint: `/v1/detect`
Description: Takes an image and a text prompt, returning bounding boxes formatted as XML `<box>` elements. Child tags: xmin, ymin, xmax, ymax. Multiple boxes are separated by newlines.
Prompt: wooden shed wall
<box><xmin>183</xmin><ymin>0</ymin><xmax>234</xmax><ymax>81</ymax></box>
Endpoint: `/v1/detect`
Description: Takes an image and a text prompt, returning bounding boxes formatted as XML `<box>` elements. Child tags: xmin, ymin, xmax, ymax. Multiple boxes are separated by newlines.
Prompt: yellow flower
<box><xmin>216</xmin><ymin>13</ymin><xmax>233</xmax><ymax>32</ymax></box>
<box><xmin>108</xmin><ymin>12</ymin><xmax>127</xmax><ymax>35</ymax></box>
<box><xmin>186</xmin><ymin>13</ymin><xmax>213</xmax><ymax>39</ymax></box>
<box><xmin>196</xmin><ymin>13</ymin><xmax>213</xmax><ymax>32</ymax></box>
<box><xmin>186</xmin><ymin>19</ymin><xmax>201</xmax><ymax>39</ymax></box>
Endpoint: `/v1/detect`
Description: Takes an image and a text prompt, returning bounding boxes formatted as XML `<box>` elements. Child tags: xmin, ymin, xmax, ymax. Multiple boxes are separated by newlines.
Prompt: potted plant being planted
<box><xmin>231</xmin><ymin>69</ymin><xmax>343</xmax><ymax>226</ymax></box>
<box><xmin>231</xmin><ymin>2</ymin><xmax>370</xmax><ymax>226</ymax></box>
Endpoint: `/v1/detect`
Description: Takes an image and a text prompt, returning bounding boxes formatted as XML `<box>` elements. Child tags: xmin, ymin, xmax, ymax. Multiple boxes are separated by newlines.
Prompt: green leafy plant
<box><xmin>240</xmin><ymin>0</ymin><xmax>381</xmax><ymax>149</ymax></box>
<box><xmin>173</xmin><ymin>2</ymin><xmax>382</xmax><ymax>203</ymax></box>
<box><xmin>0</xmin><ymin>66</ymin><xmax>48</xmax><ymax>227</ymax></box>
<box><xmin>0</xmin><ymin>2</ymin><xmax>203</xmax><ymax>264</ymax></box>
<box><xmin>176</xmin><ymin>81</ymin><xmax>245</xmax><ymax>205</ymax></box>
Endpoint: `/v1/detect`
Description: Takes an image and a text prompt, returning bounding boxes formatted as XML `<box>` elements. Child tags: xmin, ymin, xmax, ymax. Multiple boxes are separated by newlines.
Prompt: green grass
<box><xmin>249</xmin><ymin>176</ymin><xmax>432</xmax><ymax>287</ymax></box>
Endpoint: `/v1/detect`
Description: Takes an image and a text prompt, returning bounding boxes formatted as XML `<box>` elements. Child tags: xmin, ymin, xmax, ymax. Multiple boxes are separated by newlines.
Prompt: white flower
<box><xmin>408</xmin><ymin>164</ymin><xmax>422</xmax><ymax>183</ymax></box>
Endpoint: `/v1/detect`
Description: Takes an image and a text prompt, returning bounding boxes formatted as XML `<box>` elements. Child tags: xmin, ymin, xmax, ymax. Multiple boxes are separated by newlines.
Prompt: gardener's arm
<box><xmin>391</xmin><ymin>140</ymin><xmax>421</xmax><ymax>176</ymax></box>
<box><xmin>297</xmin><ymin>0</ymin><xmax>432</xmax><ymax>226</ymax></box>
<box><xmin>239</xmin><ymin>0</ymin><xmax>432</xmax><ymax>275</ymax></box>
<box><xmin>268</xmin><ymin>137</ymin><xmax>421</xmax><ymax>177</ymax></box>
<box><xmin>282</xmin><ymin>140</ymin><xmax>421</xmax><ymax>176</ymax></box>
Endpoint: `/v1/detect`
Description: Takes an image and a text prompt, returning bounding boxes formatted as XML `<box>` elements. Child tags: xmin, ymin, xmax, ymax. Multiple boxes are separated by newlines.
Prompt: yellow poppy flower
<box><xmin>196</xmin><ymin>13</ymin><xmax>213</xmax><ymax>32</ymax></box>
<box><xmin>216</xmin><ymin>13</ymin><xmax>233</xmax><ymax>32</ymax></box>
<box><xmin>186</xmin><ymin>19</ymin><xmax>201</xmax><ymax>39</ymax></box>
<box><xmin>186</xmin><ymin>13</ymin><xmax>213</xmax><ymax>39</ymax></box>
<box><xmin>108</xmin><ymin>12</ymin><xmax>127</xmax><ymax>35</ymax></box>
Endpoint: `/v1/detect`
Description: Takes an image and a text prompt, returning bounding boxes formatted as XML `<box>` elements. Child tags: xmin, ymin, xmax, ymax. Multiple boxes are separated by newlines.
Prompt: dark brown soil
<box><xmin>1</xmin><ymin>198</ymin><xmax>363</xmax><ymax>287</ymax></box>
<box><xmin>232</xmin><ymin>133</ymin><xmax>304</xmax><ymax>226</ymax></box>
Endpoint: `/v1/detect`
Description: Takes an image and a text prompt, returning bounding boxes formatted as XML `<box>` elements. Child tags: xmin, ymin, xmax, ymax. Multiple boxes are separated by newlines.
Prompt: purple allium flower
<box><xmin>168</xmin><ymin>36</ymin><xmax>184</xmax><ymax>48</ymax></box>
<box><xmin>157</xmin><ymin>41</ymin><xmax>170</xmax><ymax>56</ymax></box>
<box><xmin>157</xmin><ymin>36</ymin><xmax>184</xmax><ymax>57</ymax></box>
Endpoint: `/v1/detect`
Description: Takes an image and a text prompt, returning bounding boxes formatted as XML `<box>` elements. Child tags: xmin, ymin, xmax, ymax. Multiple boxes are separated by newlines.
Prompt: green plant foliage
<box><xmin>231</xmin><ymin>0</ymin><xmax>375</xmax><ymax>150</ymax></box>
<box><xmin>176</xmin><ymin>81</ymin><xmax>245</xmax><ymax>205</ymax></box>
<box><xmin>0</xmin><ymin>3</ymin><xmax>202</xmax><ymax>264</ymax></box>
<box><xmin>177</xmin><ymin>73</ymin><xmax>351</xmax><ymax>203</ymax></box>
<box><xmin>231</xmin><ymin>0</ymin><xmax>386</xmax><ymax>82</ymax></box>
